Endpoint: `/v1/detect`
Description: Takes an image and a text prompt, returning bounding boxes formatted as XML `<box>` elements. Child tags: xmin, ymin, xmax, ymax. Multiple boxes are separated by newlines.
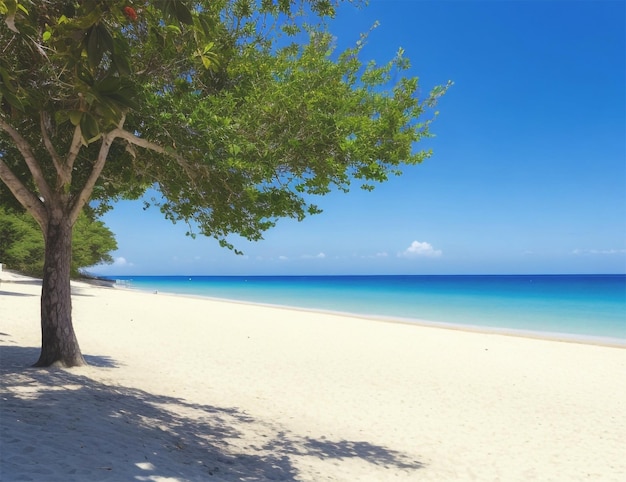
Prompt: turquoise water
<box><xmin>107</xmin><ymin>275</ymin><xmax>626</xmax><ymax>344</ymax></box>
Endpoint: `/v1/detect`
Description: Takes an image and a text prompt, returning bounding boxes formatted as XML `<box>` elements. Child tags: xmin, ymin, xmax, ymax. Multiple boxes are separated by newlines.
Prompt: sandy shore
<box><xmin>1</xmin><ymin>273</ymin><xmax>625</xmax><ymax>481</ymax></box>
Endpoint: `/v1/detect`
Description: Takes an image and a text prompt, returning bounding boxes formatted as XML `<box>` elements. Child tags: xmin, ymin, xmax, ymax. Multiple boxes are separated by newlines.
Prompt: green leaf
<box><xmin>69</xmin><ymin>110</ymin><xmax>83</xmax><ymax>126</ymax></box>
<box><xmin>0</xmin><ymin>67</ymin><xmax>16</xmax><ymax>92</ymax></box>
<box><xmin>86</xmin><ymin>26</ymin><xmax>103</xmax><ymax>69</ymax></box>
<box><xmin>98</xmin><ymin>23</ymin><xmax>114</xmax><ymax>54</ymax></box>
<box><xmin>95</xmin><ymin>76</ymin><xmax>121</xmax><ymax>94</ymax></box>
<box><xmin>0</xmin><ymin>89</ymin><xmax>25</xmax><ymax>111</ymax></box>
<box><xmin>80</xmin><ymin>112</ymin><xmax>100</xmax><ymax>143</ymax></box>
<box><xmin>174</xmin><ymin>0</ymin><xmax>193</xmax><ymax>25</ymax></box>
<box><xmin>106</xmin><ymin>90</ymin><xmax>140</xmax><ymax>111</ymax></box>
<box><xmin>42</xmin><ymin>30</ymin><xmax>51</xmax><ymax>41</ymax></box>
<box><xmin>111</xmin><ymin>52</ymin><xmax>131</xmax><ymax>76</ymax></box>
<box><xmin>85</xmin><ymin>24</ymin><xmax>113</xmax><ymax>70</ymax></box>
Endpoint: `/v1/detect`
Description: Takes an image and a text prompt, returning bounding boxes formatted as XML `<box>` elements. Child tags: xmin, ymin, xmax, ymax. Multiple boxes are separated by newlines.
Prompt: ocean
<box><xmin>106</xmin><ymin>275</ymin><xmax>626</xmax><ymax>345</ymax></box>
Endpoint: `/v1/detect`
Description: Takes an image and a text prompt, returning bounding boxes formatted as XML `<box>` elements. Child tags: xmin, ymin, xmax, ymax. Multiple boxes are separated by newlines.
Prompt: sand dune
<box><xmin>1</xmin><ymin>273</ymin><xmax>625</xmax><ymax>481</ymax></box>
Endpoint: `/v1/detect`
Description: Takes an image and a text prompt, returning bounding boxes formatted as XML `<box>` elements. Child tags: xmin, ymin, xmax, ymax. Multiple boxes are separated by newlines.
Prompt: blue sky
<box><xmin>91</xmin><ymin>0</ymin><xmax>626</xmax><ymax>276</ymax></box>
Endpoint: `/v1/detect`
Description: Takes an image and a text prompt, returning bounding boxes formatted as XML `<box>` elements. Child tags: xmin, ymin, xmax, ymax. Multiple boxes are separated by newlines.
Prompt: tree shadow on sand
<box><xmin>0</xmin><ymin>290</ymin><xmax>38</xmax><ymax>297</ymax></box>
<box><xmin>1</xmin><ymin>345</ymin><xmax>423</xmax><ymax>481</ymax></box>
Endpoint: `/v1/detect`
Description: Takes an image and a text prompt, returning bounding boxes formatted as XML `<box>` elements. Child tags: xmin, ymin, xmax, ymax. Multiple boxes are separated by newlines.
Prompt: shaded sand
<box><xmin>1</xmin><ymin>274</ymin><xmax>625</xmax><ymax>481</ymax></box>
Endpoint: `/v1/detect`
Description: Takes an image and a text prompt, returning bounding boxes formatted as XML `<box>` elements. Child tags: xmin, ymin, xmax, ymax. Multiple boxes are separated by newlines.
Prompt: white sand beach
<box><xmin>1</xmin><ymin>272</ymin><xmax>625</xmax><ymax>481</ymax></box>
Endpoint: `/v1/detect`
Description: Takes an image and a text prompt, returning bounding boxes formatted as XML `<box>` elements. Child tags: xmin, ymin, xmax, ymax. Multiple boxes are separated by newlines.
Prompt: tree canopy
<box><xmin>0</xmin><ymin>0</ymin><xmax>449</xmax><ymax>366</ymax></box>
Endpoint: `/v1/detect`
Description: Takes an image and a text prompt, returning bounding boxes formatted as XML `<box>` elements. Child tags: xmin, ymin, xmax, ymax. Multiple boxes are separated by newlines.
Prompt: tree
<box><xmin>0</xmin><ymin>0</ymin><xmax>450</xmax><ymax>367</ymax></box>
<box><xmin>0</xmin><ymin>205</ymin><xmax>117</xmax><ymax>277</ymax></box>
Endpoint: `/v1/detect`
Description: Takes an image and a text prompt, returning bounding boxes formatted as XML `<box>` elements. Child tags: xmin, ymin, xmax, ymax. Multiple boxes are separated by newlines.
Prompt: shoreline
<box><xmin>111</xmin><ymin>282</ymin><xmax>626</xmax><ymax>349</ymax></box>
<box><xmin>3</xmin><ymin>268</ymin><xmax>624</xmax><ymax>348</ymax></box>
<box><xmin>2</xmin><ymin>273</ymin><xmax>626</xmax><ymax>481</ymax></box>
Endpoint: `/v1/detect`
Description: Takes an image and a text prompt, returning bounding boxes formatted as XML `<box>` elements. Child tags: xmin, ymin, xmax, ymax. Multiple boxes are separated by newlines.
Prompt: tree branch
<box><xmin>65</xmin><ymin>123</ymin><xmax>83</xmax><ymax>173</ymax></box>
<box><xmin>0</xmin><ymin>117</ymin><xmax>53</xmax><ymax>202</ymax></box>
<box><xmin>0</xmin><ymin>158</ymin><xmax>47</xmax><ymax>229</ymax></box>
<box><xmin>69</xmin><ymin>119</ymin><xmax>207</xmax><ymax>224</ymax></box>
<box><xmin>40</xmin><ymin>112</ymin><xmax>70</xmax><ymax>186</ymax></box>
<box><xmin>69</xmin><ymin>133</ymin><xmax>114</xmax><ymax>225</ymax></box>
<box><xmin>109</xmin><ymin>127</ymin><xmax>199</xmax><ymax>180</ymax></box>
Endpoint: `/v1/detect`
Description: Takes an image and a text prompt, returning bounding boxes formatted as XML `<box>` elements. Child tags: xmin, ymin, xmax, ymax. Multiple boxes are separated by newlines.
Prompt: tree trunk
<box><xmin>34</xmin><ymin>212</ymin><xmax>86</xmax><ymax>367</ymax></box>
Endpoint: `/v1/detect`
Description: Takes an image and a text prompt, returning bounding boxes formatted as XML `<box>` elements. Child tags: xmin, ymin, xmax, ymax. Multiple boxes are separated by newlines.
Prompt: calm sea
<box><xmin>106</xmin><ymin>275</ymin><xmax>626</xmax><ymax>344</ymax></box>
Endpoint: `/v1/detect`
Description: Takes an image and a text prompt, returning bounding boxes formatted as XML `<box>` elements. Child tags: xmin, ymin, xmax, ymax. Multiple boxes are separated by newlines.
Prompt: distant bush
<box><xmin>0</xmin><ymin>207</ymin><xmax>117</xmax><ymax>278</ymax></box>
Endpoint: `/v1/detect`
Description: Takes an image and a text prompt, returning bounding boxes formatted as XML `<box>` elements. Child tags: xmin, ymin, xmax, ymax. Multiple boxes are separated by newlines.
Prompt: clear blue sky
<box><xmin>91</xmin><ymin>0</ymin><xmax>626</xmax><ymax>276</ymax></box>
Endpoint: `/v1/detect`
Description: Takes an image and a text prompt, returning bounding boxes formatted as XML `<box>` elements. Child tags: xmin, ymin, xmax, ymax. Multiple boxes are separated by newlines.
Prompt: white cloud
<box><xmin>112</xmin><ymin>256</ymin><xmax>133</xmax><ymax>267</ymax></box>
<box><xmin>398</xmin><ymin>241</ymin><xmax>442</xmax><ymax>258</ymax></box>
<box><xmin>572</xmin><ymin>248</ymin><xmax>626</xmax><ymax>256</ymax></box>
<box><xmin>302</xmin><ymin>252</ymin><xmax>326</xmax><ymax>259</ymax></box>
<box><xmin>361</xmin><ymin>252</ymin><xmax>389</xmax><ymax>259</ymax></box>
<box><xmin>278</xmin><ymin>255</ymin><xmax>289</xmax><ymax>261</ymax></box>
